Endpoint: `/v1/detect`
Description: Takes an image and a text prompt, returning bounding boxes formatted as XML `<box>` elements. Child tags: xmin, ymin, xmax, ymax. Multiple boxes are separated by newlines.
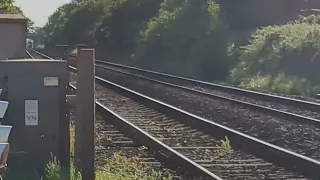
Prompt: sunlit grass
<box><xmin>43</xmin><ymin>124</ymin><xmax>173</xmax><ymax>180</ymax></box>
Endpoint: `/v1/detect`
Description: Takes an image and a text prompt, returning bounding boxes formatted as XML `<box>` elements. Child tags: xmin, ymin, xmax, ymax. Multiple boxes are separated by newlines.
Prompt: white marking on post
<box><xmin>25</xmin><ymin>100</ymin><xmax>38</xmax><ymax>126</ymax></box>
<box><xmin>44</xmin><ymin>77</ymin><xmax>59</xmax><ymax>86</ymax></box>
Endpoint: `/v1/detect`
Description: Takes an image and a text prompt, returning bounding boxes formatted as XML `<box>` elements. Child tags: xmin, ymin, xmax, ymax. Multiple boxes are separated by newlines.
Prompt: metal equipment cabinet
<box><xmin>0</xmin><ymin>59</ymin><xmax>68</xmax><ymax>171</ymax></box>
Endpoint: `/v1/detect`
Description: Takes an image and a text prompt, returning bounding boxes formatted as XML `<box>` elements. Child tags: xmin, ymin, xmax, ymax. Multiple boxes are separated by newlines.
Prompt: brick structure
<box><xmin>0</xmin><ymin>13</ymin><xmax>27</xmax><ymax>59</ymax></box>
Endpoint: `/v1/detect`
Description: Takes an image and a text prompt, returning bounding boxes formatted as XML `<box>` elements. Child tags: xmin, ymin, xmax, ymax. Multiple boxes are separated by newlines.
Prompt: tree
<box><xmin>0</xmin><ymin>0</ymin><xmax>35</xmax><ymax>32</ymax></box>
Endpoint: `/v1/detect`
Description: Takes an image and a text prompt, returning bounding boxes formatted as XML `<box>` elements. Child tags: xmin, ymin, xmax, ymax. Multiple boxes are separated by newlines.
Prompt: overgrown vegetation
<box><xmin>0</xmin><ymin>0</ymin><xmax>34</xmax><ymax>32</ymax></box>
<box><xmin>32</xmin><ymin>0</ymin><xmax>320</xmax><ymax>96</ymax></box>
<box><xmin>43</xmin><ymin>124</ymin><xmax>173</xmax><ymax>180</ymax></box>
<box><xmin>229</xmin><ymin>20</ymin><xmax>320</xmax><ymax>96</ymax></box>
<box><xmin>37</xmin><ymin>0</ymin><xmax>230</xmax><ymax>80</ymax></box>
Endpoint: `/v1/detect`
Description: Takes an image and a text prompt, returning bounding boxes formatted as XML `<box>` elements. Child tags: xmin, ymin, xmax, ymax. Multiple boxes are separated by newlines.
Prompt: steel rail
<box><xmin>25</xmin><ymin>50</ymin><xmax>34</xmax><ymax>59</ymax></box>
<box><xmin>92</xmin><ymin>63</ymin><xmax>320</xmax><ymax>128</ymax></box>
<box><xmin>68</xmin><ymin>82</ymin><xmax>221</xmax><ymax>180</ymax></box>
<box><xmin>28</xmin><ymin>49</ymin><xmax>53</xmax><ymax>60</ymax></box>
<box><xmin>91</xmin><ymin>58</ymin><xmax>320</xmax><ymax>111</ymax></box>
<box><xmin>69</xmin><ymin>65</ymin><xmax>320</xmax><ymax>179</ymax></box>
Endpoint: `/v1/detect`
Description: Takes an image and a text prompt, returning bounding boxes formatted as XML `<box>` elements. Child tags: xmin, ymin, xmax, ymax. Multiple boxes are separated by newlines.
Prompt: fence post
<box><xmin>59</xmin><ymin>45</ymin><xmax>70</xmax><ymax>178</ymax></box>
<box><xmin>74</xmin><ymin>44</ymin><xmax>86</xmax><ymax>171</ymax></box>
<box><xmin>76</xmin><ymin>48</ymin><xmax>95</xmax><ymax>180</ymax></box>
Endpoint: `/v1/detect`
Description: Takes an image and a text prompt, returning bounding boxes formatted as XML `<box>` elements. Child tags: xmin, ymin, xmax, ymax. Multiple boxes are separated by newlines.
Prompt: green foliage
<box><xmin>43</xmin><ymin>153</ymin><xmax>173</xmax><ymax>180</ymax></box>
<box><xmin>41</xmin><ymin>0</ymin><xmax>230</xmax><ymax>81</ymax></box>
<box><xmin>137</xmin><ymin>0</ymin><xmax>229</xmax><ymax>80</ymax></box>
<box><xmin>299</xmin><ymin>14</ymin><xmax>320</xmax><ymax>24</ymax></box>
<box><xmin>0</xmin><ymin>0</ymin><xmax>34</xmax><ymax>32</ymax></box>
<box><xmin>226</xmin><ymin>43</ymin><xmax>241</xmax><ymax>68</ymax></box>
<box><xmin>229</xmin><ymin>20</ymin><xmax>320</xmax><ymax>96</ymax></box>
<box><xmin>43</xmin><ymin>157</ymin><xmax>73</xmax><ymax>180</ymax></box>
<box><xmin>42</xmin><ymin>0</ymin><xmax>161</xmax><ymax>57</ymax></box>
<box><xmin>63</xmin><ymin>125</ymin><xmax>172</xmax><ymax>180</ymax></box>
<box><xmin>0</xmin><ymin>0</ymin><xmax>17</xmax><ymax>13</ymax></box>
<box><xmin>215</xmin><ymin>136</ymin><xmax>232</xmax><ymax>155</ymax></box>
<box><xmin>41</xmin><ymin>0</ymin><xmax>320</xmax><ymax>94</ymax></box>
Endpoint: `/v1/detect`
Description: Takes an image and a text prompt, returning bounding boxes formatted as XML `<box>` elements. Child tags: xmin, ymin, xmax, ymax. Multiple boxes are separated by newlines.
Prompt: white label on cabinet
<box><xmin>44</xmin><ymin>77</ymin><xmax>59</xmax><ymax>86</ymax></box>
<box><xmin>25</xmin><ymin>100</ymin><xmax>38</xmax><ymax>126</ymax></box>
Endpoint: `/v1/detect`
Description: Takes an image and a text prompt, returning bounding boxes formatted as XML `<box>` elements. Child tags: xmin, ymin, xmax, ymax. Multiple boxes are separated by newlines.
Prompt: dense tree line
<box><xmin>36</xmin><ymin>0</ymin><xmax>320</xmax><ymax>95</ymax></box>
<box><xmin>39</xmin><ymin>0</ymin><xmax>291</xmax><ymax>80</ymax></box>
<box><xmin>39</xmin><ymin>0</ymin><xmax>230</xmax><ymax>80</ymax></box>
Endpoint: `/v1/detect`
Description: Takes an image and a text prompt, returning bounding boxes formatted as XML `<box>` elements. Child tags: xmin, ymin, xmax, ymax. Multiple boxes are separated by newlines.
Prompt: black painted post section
<box><xmin>74</xmin><ymin>44</ymin><xmax>87</xmax><ymax>172</ymax></box>
<box><xmin>58</xmin><ymin>45</ymin><xmax>70</xmax><ymax>178</ymax></box>
<box><xmin>77</xmin><ymin>49</ymin><xmax>95</xmax><ymax>180</ymax></box>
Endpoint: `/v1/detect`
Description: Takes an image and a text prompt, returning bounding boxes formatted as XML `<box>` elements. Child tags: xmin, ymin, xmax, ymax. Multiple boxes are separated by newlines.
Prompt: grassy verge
<box><xmin>43</xmin><ymin>124</ymin><xmax>173</xmax><ymax>180</ymax></box>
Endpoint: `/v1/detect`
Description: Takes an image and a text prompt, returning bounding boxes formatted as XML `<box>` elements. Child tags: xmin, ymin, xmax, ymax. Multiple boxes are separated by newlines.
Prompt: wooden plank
<box><xmin>77</xmin><ymin>48</ymin><xmax>95</xmax><ymax>180</ymax></box>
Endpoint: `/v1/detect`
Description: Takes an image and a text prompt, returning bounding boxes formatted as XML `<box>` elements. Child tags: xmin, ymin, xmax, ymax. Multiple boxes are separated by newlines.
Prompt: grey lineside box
<box><xmin>0</xmin><ymin>59</ymin><xmax>68</xmax><ymax>169</ymax></box>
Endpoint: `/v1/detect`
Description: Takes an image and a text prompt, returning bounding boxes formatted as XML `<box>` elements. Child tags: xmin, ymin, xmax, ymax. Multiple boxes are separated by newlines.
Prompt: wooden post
<box><xmin>74</xmin><ymin>44</ymin><xmax>87</xmax><ymax>171</ymax></box>
<box><xmin>76</xmin><ymin>49</ymin><xmax>95</xmax><ymax>180</ymax></box>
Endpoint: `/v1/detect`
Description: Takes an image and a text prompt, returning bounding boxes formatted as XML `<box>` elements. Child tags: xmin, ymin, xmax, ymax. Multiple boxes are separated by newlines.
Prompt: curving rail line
<box><xmin>33</xmin><ymin>49</ymin><xmax>320</xmax><ymax>179</ymax></box>
<box><xmin>69</xmin><ymin>66</ymin><xmax>319</xmax><ymax>179</ymax></box>
<box><xmin>93</xmin><ymin>59</ymin><xmax>320</xmax><ymax>105</ymax></box>
<box><xmin>26</xmin><ymin>49</ymin><xmax>53</xmax><ymax>60</ymax></box>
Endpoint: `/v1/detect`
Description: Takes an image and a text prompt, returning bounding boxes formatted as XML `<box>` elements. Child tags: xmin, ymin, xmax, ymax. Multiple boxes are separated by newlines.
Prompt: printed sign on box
<box><xmin>25</xmin><ymin>100</ymin><xmax>38</xmax><ymax>126</ymax></box>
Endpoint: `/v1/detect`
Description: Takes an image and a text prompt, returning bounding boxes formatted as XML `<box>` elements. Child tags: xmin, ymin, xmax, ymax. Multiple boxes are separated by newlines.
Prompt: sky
<box><xmin>15</xmin><ymin>0</ymin><xmax>71</xmax><ymax>27</ymax></box>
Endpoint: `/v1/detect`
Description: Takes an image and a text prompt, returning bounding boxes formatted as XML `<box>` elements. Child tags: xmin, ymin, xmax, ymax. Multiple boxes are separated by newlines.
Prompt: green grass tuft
<box><xmin>42</xmin><ymin>124</ymin><xmax>172</xmax><ymax>180</ymax></box>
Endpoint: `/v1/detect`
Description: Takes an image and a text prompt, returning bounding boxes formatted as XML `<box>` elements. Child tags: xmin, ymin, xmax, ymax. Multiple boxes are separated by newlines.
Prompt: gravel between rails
<box><xmin>68</xmin><ymin>85</ymin><xmax>184</xmax><ymax>179</ymax></box>
<box><xmin>93</xmin><ymin>82</ymin><xmax>306</xmax><ymax>179</ymax></box>
<box><xmin>185</xmin><ymin>85</ymin><xmax>320</xmax><ymax>120</ymax></box>
<box><xmin>94</xmin><ymin>68</ymin><xmax>320</xmax><ymax>161</ymax></box>
<box><xmin>102</xmin><ymin>64</ymin><xmax>320</xmax><ymax>120</ymax></box>
<box><xmin>70</xmin><ymin>72</ymin><xmax>309</xmax><ymax>179</ymax></box>
<box><xmin>95</xmin><ymin>61</ymin><xmax>320</xmax><ymax>104</ymax></box>
<box><xmin>213</xmin><ymin>81</ymin><xmax>320</xmax><ymax>104</ymax></box>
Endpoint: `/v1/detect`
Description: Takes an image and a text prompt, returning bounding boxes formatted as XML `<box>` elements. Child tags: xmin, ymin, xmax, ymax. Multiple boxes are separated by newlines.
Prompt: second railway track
<box><xmin>92</xmin><ymin>60</ymin><xmax>320</xmax><ymax>122</ymax></box>
<box><xmin>26</xmin><ymin>49</ymin><xmax>53</xmax><ymax>59</ymax></box>
<box><xmin>30</xmin><ymin>49</ymin><xmax>191</xmax><ymax>179</ymax></box>
<box><xmin>91</xmin><ymin>58</ymin><xmax>320</xmax><ymax>120</ymax></box>
<box><xmin>32</xmin><ymin>50</ymin><xmax>320</xmax><ymax>179</ymax></box>
<box><xmin>68</xmin><ymin>87</ymin><xmax>186</xmax><ymax>180</ymax></box>
<box><xmin>66</xmin><ymin>55</ymin><xmax>320</xmax><ymax>162</ymax></box>
<box><xmin>69</xmin><ymin>70</ymin><xmax>314</xmax><ymax>179</ymax></box>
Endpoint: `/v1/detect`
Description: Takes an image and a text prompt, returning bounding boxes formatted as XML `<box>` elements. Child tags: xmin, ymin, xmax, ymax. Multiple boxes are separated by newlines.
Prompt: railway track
<box><xmin>92</xmin><ymin>59</ymin><xmax>320</xmax><ymax>123</ymax></box>
<box><xmin>68</xmin><ymin>85</ymin><xmax>186</xmax><ymax>179</ymax></box>
<box><xmin>26</xmin><ymin>49</ymin><xmax>53</xmax><ymax>59</ymax></box>
<box><xmin>34</xmin><ymin>50</ymin><xmax>320</xmax><ymax>179</ymax></box>
<box><xmin>64</xmin><ymin>54</ymin><xmax>320</xmax><ymax>162</ymax></box>
<box><xmin>68</xmin><ymin>68</ymin><xmax>318</xmax><ymax>179</ymax></box>
<box><xmin>30</xmin><ymin>50</ymin><xmax>189</xmax><ymax>179</ymax></box>
<box><xmin>94</xmin><ymin>59</ymin><xmax>320</xmax><ymax>103</ymax></box>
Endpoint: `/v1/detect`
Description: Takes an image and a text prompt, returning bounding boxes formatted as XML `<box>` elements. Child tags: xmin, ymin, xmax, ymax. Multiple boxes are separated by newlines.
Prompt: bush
<box><xmin>229</xmin><ymin>20</ymin><xmax>320</xmax><ymax>96</ymax></box>
<box><xmin>136</xmin><ymin>0</ymin><xmax>229</xmax><ymax>80</ymax></box>
<box><xmin>43</xmin><ymin>153</ymin><xmax>173</xmax><ymax>180</ymax></box>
